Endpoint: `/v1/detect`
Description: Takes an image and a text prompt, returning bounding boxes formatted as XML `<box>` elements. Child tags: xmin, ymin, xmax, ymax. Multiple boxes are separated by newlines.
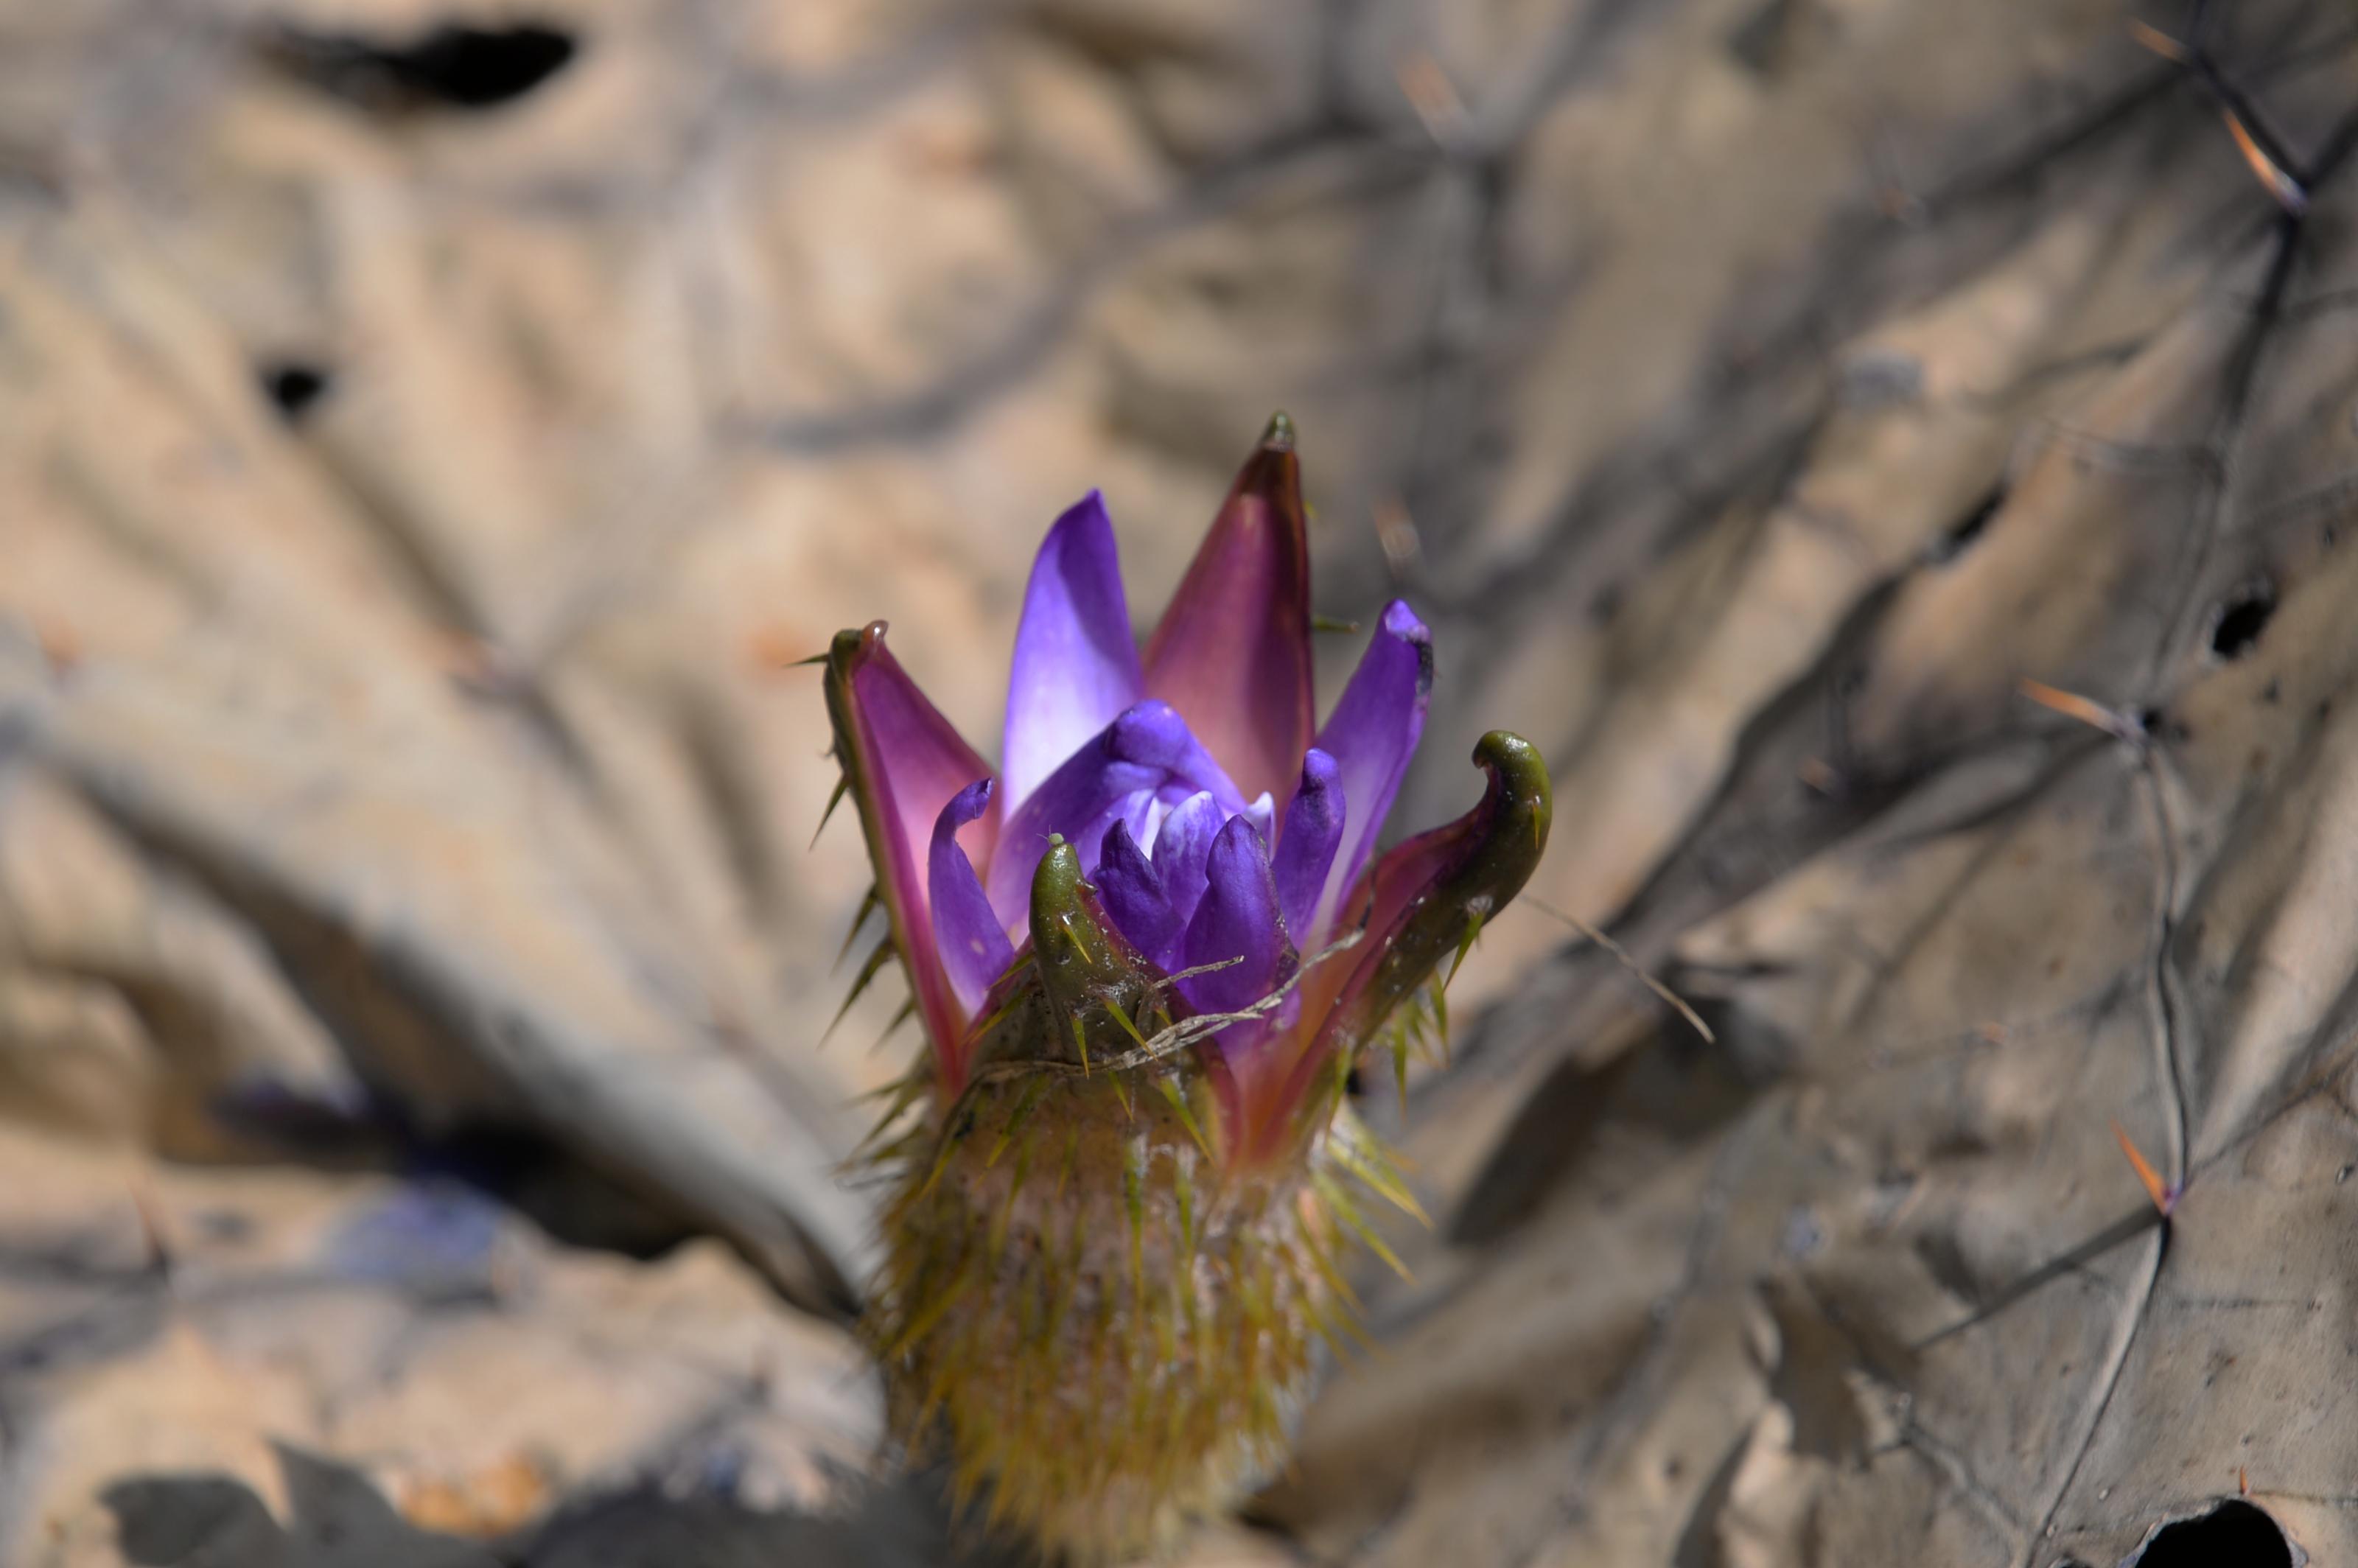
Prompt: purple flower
<box><xmin>822</xmin><ymin>415</ymin><xmax>1550</xmax><ymax>1161</ymax></box>
<box><xmin>821</xmin><ymin>416</ymin><xmax>1552</xmax><ymax>1557</ymax></box>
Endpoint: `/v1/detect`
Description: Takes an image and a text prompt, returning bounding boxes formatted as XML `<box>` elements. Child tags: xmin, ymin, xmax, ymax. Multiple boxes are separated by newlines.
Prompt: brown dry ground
<box><xmin>3</xmin><ymin>1</ymin><xmax>2357</xmax><ymax>1565</ymax></box>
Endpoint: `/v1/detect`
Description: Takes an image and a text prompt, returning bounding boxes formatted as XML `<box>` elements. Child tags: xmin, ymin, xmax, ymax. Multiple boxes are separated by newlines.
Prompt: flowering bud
<box><xmin>819</xmin><ymin>416</ymin><xmax>1550</xmax><ymax>1557</ymax></box>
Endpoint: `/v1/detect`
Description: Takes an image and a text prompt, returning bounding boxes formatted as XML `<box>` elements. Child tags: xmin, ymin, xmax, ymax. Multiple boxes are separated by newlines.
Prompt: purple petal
<box><xmin>1142</xmin><ymin>422</ymin><xmax>1314</xmax><ymax>813</ymax></box>
<box><xmin>1308</xmin><ymin>598</ymin><xmax>1432</xmax><ymax>943</ymax></box>
<box><xmin>1178</xmin><ymin>816</ymin><xmax>1292</xmax><ymax>1027</ymax></box>
<box><xmin>1152</xmin><ymin>790</ymin><xmax>1222</xmax><ymax>934</ymax></box>
<box><xmin>1273</xmin><ymin>749</ymin><xmax>1343</xmax><ymax>944</ymax></box>
<box><xmin>929</xmin><ymin>779</ymin><xmax>1015</xmax><ymax>1013</ymax></box>
<box><xmin>1095</xmin><ymin>819</ymin><xmax>1180</xmax><ymax>964</ymax></box>
<box><xmin>984</xmin><ymin>701</ymin><xmax>1244</xmax><ymax>928</ymax></box>
<box><xmin>1001</xmin><ymin>491</ymin><xmax>1144</xmax><ymax>814</ymax></box>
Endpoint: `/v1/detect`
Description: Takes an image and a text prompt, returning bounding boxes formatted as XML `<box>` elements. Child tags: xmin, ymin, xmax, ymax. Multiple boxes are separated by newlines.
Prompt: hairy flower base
<box><xmin>866</xmin><ymin>1060</ymin><xmax>1399</xmax><ymax>1559</ymax></box>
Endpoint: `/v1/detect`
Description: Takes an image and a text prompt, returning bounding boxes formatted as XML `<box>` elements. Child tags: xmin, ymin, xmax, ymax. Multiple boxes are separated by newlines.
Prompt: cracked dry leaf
<box><xmin>3</xmin><ymin>0</ymin><xmax>2358</xmax><ymax>1565</ymax></box>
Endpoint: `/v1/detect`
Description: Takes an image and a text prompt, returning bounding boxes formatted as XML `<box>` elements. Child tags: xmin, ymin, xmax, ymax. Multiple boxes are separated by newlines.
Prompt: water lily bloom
<box><xmin>820</xmin><ymin>416</ymin><xmax>1550</xmax><ymax>1558</ymax></box>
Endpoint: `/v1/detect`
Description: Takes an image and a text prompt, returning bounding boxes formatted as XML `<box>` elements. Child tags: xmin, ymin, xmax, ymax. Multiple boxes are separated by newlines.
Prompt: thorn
<box><xmin>1373</xmin><ymin>496</ymin><xmax>1424</xmax><ymax>578</ymax></box>
<box><xmin>1123</xmin><ymin>1147</ymin><xmax>1147</xmax><ymax>1304</ymax></box>
<box><xmin>2126</xmin><ymin>18</ymin><xmax>2191</xmax><ymax>63</ymax></box>
<box><xmin>1311</xmin><ymin>615</ymin><xmax>1362</xmax><ymax>635</ymax></box>
<box><xmin>881</xmin><ymin>1261</ymin><xmax>973</xmax><ymax>1360</ymax></box>
<box><xmin>1106</xmin><ymin>998</ymin><xmax>1148</xmax><ymax>1049</ymax></box>
<box><xmin>1318</xmin><ymin>1173</ymin><xmax>1412</xmax><ymax>1281</ymax></box>
<box><xmin>987</xmin><ymin>1078</ymin><xmax>1049</xmax><ymax>1167</ymax></box>
<box><xmin>1528</xmin><ymin>897</ymin><xmax>1716</xmax><ymax>1044</ymax></box>
<box><xmin>1172</xmin><ymin>1158</ymin><xmax>1197</xmax><ymax>1253</ymax></box>
<box><xmin>2017</xmin><ymin>678</ymin><xmax>2146</xmax><ymax>746</ymax></box>
<box><xmin>823</xmin><ymin>939</ymin><xmax>898</xmax><ymax>1045</ymax></box>
<box><xmin>1156</xmin><ymin>1077</ymin><xmax>1211</xmax><ymax>1160</ymax></box>
<box><xmin>1330</xmin><ymin>1132</ymin><xmax>1430</xmax><ymax>1227</ymax></box>
<box><xmin>870</xmin><ymin>994</ymin><xmax>917</xmax><ymax>1053</ymax></box>
<box><xmin>834</xmin><ymin>885</ymin><xmax>881</xmax><ymax>971</ymax></box>
<box><xmin>745</xmin><ymin>625</ymin><xmax>828</xmax><ymax>670</ymax></box>
<box><xmin>1394</xmin><ymin>49</ymin><xmax>1469</xmax><ymax>146</ymax></box>
<box><xmin>2223</xmin><ymin>108</ymin><xmax>2308</xmax><ymax>215</ymax></box>
<box><xmin>2112</xmin><ymin>1119</ymin><xmax>2178</xmax><ymax>1216</ymax></box>
<box><xmin>811</xmin><ymin>774</ymin><xmax>851</xmax><ymax>850</ymax></box>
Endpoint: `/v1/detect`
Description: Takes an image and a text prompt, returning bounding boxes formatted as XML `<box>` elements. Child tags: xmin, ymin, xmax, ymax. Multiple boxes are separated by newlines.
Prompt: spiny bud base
<box><xmin>867</xmin><ymin>1065</ymin><xmax>1357</xmax><ymax>1561</ymax></box>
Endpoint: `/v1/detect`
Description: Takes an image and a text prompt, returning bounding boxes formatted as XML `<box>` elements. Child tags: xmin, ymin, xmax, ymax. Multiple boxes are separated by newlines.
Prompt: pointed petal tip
<box><xmin>1141</xmin><ymin>425</ymin><xmax>1314</xmax><ymax>808</ymax></box>
<box><xmin>1261</xmin><ymin>410</ymin><xmax>1296</xmax><ymax>452</ymax></box>
<box><xmin>1379</xmin><ymin>597</ymin><xmax>1431</xmax><ymax>644</ymax></box>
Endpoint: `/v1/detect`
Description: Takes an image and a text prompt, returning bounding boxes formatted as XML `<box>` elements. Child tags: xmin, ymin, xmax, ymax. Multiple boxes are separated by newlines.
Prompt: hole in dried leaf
<box><xmin>263</xmin><ymin>21</ymin><xmax>578</xmax><ymax>113</ymax></box>
<box><xmin>257</xmin><ymin>360</ymin><xmax>332</xmax><ymax>423</ymax></box>
<box><xmin>1932</xmin><ymin>485</ymin><xmax>2004</xmax><ymax>563</ymax></box>
<box><xmin>2129</xmin><ymin>1499</ymin><xmax>2295</xmax><ymax>1567</ymax></box>
<box><xmin>2211</xmin><ymin>584</ymin><xmax>2276</xmax><ymax>660</ymax></box>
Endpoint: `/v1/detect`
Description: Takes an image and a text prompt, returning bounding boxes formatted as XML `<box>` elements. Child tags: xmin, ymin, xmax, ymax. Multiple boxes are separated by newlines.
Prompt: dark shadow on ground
<box><xmin>103</xmin><ymin>1444</ymin><xmax>1037</xmax><ymax>1568</ymax></box>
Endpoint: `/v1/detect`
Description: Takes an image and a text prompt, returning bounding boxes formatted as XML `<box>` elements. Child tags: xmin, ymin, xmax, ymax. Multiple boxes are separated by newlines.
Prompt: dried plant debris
<box><xmin>3</xmin><ymin>0</ymin><xmax>2358</xmax><ymax>1564</ymax></box>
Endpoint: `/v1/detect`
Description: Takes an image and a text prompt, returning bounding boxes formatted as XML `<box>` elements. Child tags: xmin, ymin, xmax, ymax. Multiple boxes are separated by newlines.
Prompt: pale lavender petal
<box><xmin>1178</xmin><ymin>816</ymin><xmax>1291</xmax><ymax>1028</ymax></box>
<box><xmin>984</xmin><ymin>701</ymin><xmax>1242</xmax><ymax>928</ymax></box>
<box><xmin>1001</xmin><ymin>491</ymin><xmax>1144</xmax><ymax>813</ymax></box>
<box><xmin>1273</xmin><ymin>748</ymin><xmax>1343</xmax><ymax>944</ymax></box>
<box><xmin>1309</xmin><ymin>598</ymin><xmax>1432</xmax><ymax>942</ymax></box>
<box><xmin>1095</xmin><ymin>819</ymin><xmax>1179</xmax><ymax>964</ymax></box>
<box><xmin>929</xmin><ymin>779</ymin><xmax>1015</xmax><ymax>1013</ymax></box>
<box><xmin>1152</xmin><ymin>790</ymin><xmax>1222</xmax><ymax>933</ymax></box>
<box><xmin>1120</xmin><ymin>788</ymin><xmax>1162</xmax><ymax>853</ymax></box>
<box><xmin>1242</xmin><ymin>791</ymin><xmax>1275</xmax><ymax>847</ymax></box>
<box><xmin>1071</xmin><ymin>787</ymin><xmax>1161</xmax><ymax>882</ymax></box>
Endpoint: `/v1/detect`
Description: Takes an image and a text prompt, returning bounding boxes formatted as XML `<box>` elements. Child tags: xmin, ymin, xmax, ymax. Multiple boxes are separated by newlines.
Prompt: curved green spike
<box><xmin>1315</xmin><ymin>729</ymin><xmax>1553</xmax><ymax>1069</ymax></box>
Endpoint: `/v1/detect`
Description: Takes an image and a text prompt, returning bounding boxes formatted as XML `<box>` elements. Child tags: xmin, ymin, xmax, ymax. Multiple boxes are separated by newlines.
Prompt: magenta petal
<box><xmin>1178</xmin><ymin>816</ymin><xmax>1293</xmax><ymax>1033</ymax></box>
<box><xmin>825</xmin><ymin>624</ymin><xmax>996</xmax><ymax>1082</ymax></box>
<box><xmin>1142</xmin><ymin>422</ymin><xmax>1314</xmax><ymax>812</ymax></box>
<box><xmin>929</xmin><ymin>779</ymin><xmax>1016</xmax><ymax>1015</ymax></box>
<box><xmin>1001</xmin><ymin>491</ymin><xmax>1145</xmax><ymax>814</ymax></box>
<box><xmin>984</xmin><ymin>701</ymin><xmax>1244</xmax><ymax>928</ymax></box>
<box><xmin>1273</xmin><ymin>748</ymin><xmax>1343</xmax><ymax>945</ymax></box>
<box><xmin>1151</xmin><ymin>790</ymin><xmax>1222</xmax><ymax>934</ymax></box>
<box><xmin>1095</xmin><ymin>819</ymin><xmax>1180</xmax><ymax>965</ymax></box>
<box><xmin>1309</xmin><ymin>598</ymin><xmax>1432</xmax><ymax>942</ymax></box>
